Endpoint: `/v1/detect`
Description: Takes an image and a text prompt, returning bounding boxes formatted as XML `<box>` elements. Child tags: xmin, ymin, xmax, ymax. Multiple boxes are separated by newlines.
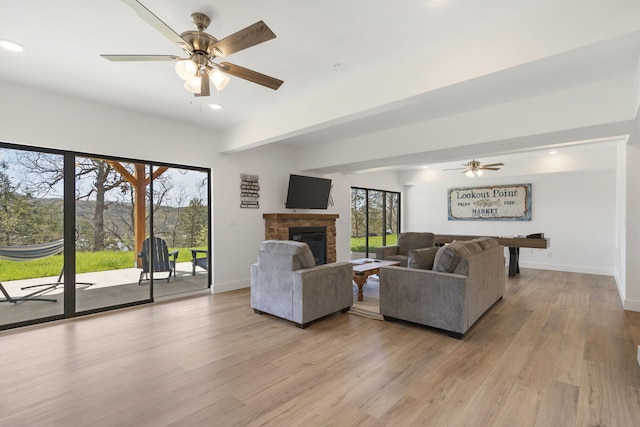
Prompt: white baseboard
<box><xmin>624</xmin><ymin>298</ymin><xmax>640</xmax><ymax>312</ymax></box>
<box><xmin>614</xmin><ymin>270</ymin><xmax>626</xmax><ymax>308</ymax></box>
<box><xmin>519</xmin><ymin>262</ymin><xmax>614</xmax><ymax>276</ymax></box>
<box><xmin>212</xmin><ymin>279</ymin><xmax>249</xmax><ymax>294</ymax></box>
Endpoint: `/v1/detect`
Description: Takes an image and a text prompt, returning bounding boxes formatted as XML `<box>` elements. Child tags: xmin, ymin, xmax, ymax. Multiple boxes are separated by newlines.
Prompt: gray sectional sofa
<box><xmin>379</xmin><ymin>237</ymin><xmax>505</xmax><ymax>338</ymax></box>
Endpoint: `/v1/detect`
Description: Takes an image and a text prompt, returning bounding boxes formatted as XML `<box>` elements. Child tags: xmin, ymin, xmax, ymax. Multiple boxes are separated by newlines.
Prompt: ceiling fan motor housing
<box><xmin>180</xmin><ymin>31</ymin><xmax>218</xmax><ymax>55</ymax></box>
<box><xmin>191</xmin><ymin>13</ymin><xmax>211</xmax><ymax>31</ymax></box>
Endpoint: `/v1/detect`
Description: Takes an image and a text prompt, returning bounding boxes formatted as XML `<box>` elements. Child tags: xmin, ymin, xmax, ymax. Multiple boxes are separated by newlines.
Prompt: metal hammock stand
<box><xmin>0</xmin><ymin>239</ymin><xmax>63</xmax><ymax>303</ymax></box>
<box><xmin>0</xmin><ymin>237</ymin><xmax>92</xmax><ymax>303</ymax></box>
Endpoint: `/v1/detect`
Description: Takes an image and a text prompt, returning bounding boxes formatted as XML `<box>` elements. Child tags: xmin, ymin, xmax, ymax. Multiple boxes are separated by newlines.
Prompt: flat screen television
<box><xmin>285</xmin><ymin>174</ymin><xmax>332</xmax><ymax>209</ymax></box>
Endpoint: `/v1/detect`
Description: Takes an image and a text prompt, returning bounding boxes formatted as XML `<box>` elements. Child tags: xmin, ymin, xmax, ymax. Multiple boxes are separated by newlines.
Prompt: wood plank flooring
<box><xmin>1</xmin><ymin>269</ymin><xmax>639</xmax><ymax>426</ymax></box>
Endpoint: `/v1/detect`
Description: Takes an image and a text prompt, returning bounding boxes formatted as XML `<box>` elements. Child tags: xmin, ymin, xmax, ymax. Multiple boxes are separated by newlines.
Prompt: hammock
<box><xmin>0</xmin><ymin>239</ymin><xmax>64</xmax><ymax>262</ymax></box>
<box><xmin>0</xmin><ymin>238</ymin><xmax>73</xmax><ymax>304</ymax></box>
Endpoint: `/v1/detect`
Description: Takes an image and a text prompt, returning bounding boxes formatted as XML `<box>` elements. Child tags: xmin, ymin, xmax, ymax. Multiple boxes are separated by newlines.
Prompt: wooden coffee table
<box><xmin>351</xmin><ymin>259</ymin><xmax>401</xmax><ymax>301</ymax></box>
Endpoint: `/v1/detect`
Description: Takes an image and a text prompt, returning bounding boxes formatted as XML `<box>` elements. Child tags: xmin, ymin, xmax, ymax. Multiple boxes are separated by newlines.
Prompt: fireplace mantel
<box><xmin>263</xmin><ymin>213</ymin><xmax>339</xmax><ymax>263</ymax></box>
<box><xmin>263</xmin><ymin>213</ymin><xmax>339</xmax><ymax>221</ymax></box>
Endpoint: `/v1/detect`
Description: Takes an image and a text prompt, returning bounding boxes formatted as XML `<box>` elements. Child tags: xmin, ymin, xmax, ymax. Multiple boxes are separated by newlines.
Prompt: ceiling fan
<box><xmin>101</xmin><ymin>0</ymin><xmax>283</xmax><ymax>96</ymax></box>
<box><xmin>444</xmin><ymin>159</ymin><xmax>504</xmax><ymax>177</ymax></box>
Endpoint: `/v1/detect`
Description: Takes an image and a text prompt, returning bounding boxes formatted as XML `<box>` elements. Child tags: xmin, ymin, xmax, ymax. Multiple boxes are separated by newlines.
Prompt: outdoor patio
<box><xmin>0</xmin><ymin>261</ymin><xmax>209</xmax><ymax>327</ymax></box>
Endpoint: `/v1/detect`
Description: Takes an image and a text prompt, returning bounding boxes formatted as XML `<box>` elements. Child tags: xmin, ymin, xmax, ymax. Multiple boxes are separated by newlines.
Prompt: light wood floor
<box><xmin>1</xmin><ymin>269</ymin><xmax>639</xmax><ymax>426</ymax></box>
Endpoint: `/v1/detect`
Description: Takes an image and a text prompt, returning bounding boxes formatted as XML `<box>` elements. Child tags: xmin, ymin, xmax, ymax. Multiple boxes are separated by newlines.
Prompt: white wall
<box><xmin>403</xmin><ymin>169</ymin><xmax>616</xmax><ymax>275</ymax></box>
<box><xmin>615</xmin><ymin>141</ymin><xmax>628</xmax><ymax>302</ymax></box>
<box><xmin>0</xmin><ymin>82</ymin><xmax>220</xmax><ymax>167</ymax></box>
<box><xmin>625</xmin><ymin>124</ymin><xmax>640</xmax><ymax>310</ymax></box>
<box><xmin>211</xmin><ymin>144</ymin><xmax>315</xmax><ymax>292</ymax></box>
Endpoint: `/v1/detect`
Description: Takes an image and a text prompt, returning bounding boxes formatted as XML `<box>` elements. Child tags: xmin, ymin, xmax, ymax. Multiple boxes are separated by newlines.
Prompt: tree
<box><xmin>86</xmin><ymin>160</ymin><xmax>128</xmax><ymax>250</ymax></box>
<box><xmin>367</xmin><ymin>190</ymin><xmax>384</xmax><ymax>235</ymax></box>
<box><xmin>179</xmin><ymin>198</ymin><xmax>207</xmax><ymax>247</ymax></box>
<box><xmin>16</xmin><ymin>153</ymin><xmax>128</xmax><ymax>251</ymax></box>
<box><xmin>386</xmin><ymin>192</ymin><xmax>399</xmax><ymax>234</ymax></box>
<box><xmin>351</xmin><ymin>188</ymin><xmax>366</xmax><ymax>238</ymax></box>
<box><xmin>0</xmin><ymin>160</ymin><xmax>62</xmax><ymax>245</ymax></box>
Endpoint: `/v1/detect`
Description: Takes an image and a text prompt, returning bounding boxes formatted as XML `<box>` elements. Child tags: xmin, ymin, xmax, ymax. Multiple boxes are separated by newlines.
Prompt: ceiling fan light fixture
<box><xmin>476</xmin><ymin>169</ymin><xmax>484</xmax><ymax>176</ymax></box>
<box><xmin>175</xmin><ymin>59</ymin><xmax>198</xmax><ymax>81</ymax></box>
<box><xmin>465</xmin><ymin>170</ymin><xmax>475</xmax><ymax>178</ymax></box>
<box><xmin>184</xmin><ymin>75</ymin><xmax>202</xmax><ymax>94</ymax></box>
<box><xmin>210</xmin><ymin>69</ymin><xmax>230</xmax><ymax>91</ymax></box>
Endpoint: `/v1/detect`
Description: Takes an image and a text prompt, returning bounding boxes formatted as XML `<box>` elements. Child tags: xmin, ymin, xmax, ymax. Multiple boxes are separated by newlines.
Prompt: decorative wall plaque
<box><xmin>448</xmin><ymin>184</ymin><xmax>532</xmax><ymax>221</ymax></box>
<box><xmin>240</xmin><ymin>174</ymin><xmax>259</xmax><ymax>208</ymax></box>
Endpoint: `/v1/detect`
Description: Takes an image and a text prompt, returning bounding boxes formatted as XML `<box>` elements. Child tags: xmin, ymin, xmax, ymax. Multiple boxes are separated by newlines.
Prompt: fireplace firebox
<box><xmin>289</xmin><ymin>227</ymin><xmax>327</xmax><ymax>265</ymax></box>
<box><xmin>263</xmin><ymin>213</ymin><xmax>338</xmax><ymax>263</ymax></box>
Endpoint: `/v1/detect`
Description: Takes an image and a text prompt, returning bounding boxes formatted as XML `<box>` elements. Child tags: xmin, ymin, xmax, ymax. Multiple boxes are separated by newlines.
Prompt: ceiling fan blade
<box><xmin>120</xmin><ymin>0</ymin><xmax>192</xmax><ymax>51</ymax></box>
<box><xmin>479</xmin><ymin>167</ymin><xmax>501</xmax><ymax>171</ymax></box>
<box><xmin>101</xmin><ymin>54</ymin><xmax>181</xmax><ymax>61</ymax></box>
<box><xmin>219</xmin><ymin>62</ymin><xmax>283</xmax><ymax>90</ymax></box>
<box><xmin>195</xmin><ymin>72</ymin><xmax>210</xmax><ymax>97</ymax></box>
<box><xmin>212</xmin><ymin>21</ymin><xmax>276</xmax><ymax>57</ymax></box>
<box><xmin>481</xmin><ymin>163</ymin><xmax>504</xmax><ymax>167</ymax></box>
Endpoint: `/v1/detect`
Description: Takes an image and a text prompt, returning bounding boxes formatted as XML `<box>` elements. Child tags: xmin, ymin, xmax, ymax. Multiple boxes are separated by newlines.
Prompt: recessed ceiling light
<box><xmin>422</xmin><ymin>166</ymin><xmax>429</xmax><ymax>169</ymax></box>
<box><xmin>548</xmin><ymin>150</ymin><xmax>558</xmax><ymax>155</ymax></box>
<box><xmin>209</xmin><ymin>103</ymin><xmax>223</xmax><ymax>110</ymax></box>
<box><xmin>0</xmin><ymin>40</ymin><xmax>25</xmax><ymax>52</ymax></box>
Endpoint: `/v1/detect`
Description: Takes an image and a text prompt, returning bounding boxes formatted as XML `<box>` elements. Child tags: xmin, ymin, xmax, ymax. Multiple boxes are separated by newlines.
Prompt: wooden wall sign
<box><xmin>240</xmin><ymin>174</ymin><xmax>259</xmax><ymax>208</ymax></box>
<box><xmin>448</xmin><ymin>184</ymin><xmax>532</xmax><ymax>221</ymax></box>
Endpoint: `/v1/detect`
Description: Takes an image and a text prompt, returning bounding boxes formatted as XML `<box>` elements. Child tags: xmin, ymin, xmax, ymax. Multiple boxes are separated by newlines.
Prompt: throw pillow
<box><xmin>464</xmin><ymin>241</ymin><xmax>483</xmax><ymax>255</ymax></box>
<box><xmin>448</xmin><ymin>240</ymin><xmax>473</xmax><ymax>257</ymax></box>
<box><xmin>408</xmin><ymin>246</ymin><xmax>439</xmax><ymax>269</ymax></box>
<box><xmin>433</xmin><ymin>244</ymin><xmax>462</xmax><ymax>273</ymax></box>
<box><xmin>296</xmin><ymin>247</ymin><xmax>316</xmax><ymax>268</ymax></box>
<box><xmin>472</xmin><ymin>237</ymin><xmax>498</xmax><ymax>249</ymax></box>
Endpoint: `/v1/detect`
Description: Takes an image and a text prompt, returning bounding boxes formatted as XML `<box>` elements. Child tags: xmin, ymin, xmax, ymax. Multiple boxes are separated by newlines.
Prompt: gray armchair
<box><xmin>251</xmin><ymin>240</ymin><xmax>353</xmax><ymax>328</ymax></box>
<box><xmin>375</xmin><ymin>232</ymin><xmax>436</xmax><ymax>267</ymax></box>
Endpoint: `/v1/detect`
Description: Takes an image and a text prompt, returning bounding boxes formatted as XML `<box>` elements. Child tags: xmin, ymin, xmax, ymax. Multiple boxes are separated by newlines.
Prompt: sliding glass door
<box><xmin>0</xmin><ymin>142</ymin><xmax>211</xmax><ymax>330</ymax></box>
<box><xmin>150</xmin><ymin>165</ymin><xmax>210</xmax><ymax>299</ymax></box>
<box><xmin>74</xmin><ymin>157</ymin><xmax>152</xmax><ymax>312</ymax></box>
<box><xmin>350</xmin><ymin>187</ymin><xmax>401</xmax><ymax>259</ymax></box>
<box><xmin>0</xmin><ymin>147</ymin><xmax>65</xmax><ymax>326</ymax></box>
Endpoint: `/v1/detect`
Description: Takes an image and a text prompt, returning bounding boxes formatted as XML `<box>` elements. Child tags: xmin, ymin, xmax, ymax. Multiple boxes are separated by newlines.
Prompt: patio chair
<box><xmin>190</xmin><ymin>249</ymin><xmax>208</xmax><ymax>275</ymax></box>
<box><xmin>138</xmin><ymin>237</ymin><xmax>179</xmax><ymax>285</ymax></box>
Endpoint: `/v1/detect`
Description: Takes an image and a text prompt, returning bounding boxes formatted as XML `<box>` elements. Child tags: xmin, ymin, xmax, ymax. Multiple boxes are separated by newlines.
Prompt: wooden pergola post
<box><xmin>133</xmin><ymin>164</ymin><xmax>146</xmax><ymax>266</ymax></box>
<box><xmin>107</xmin><ymin>162</ymin><xmax>169</xmax><ymax>267</ymax></box>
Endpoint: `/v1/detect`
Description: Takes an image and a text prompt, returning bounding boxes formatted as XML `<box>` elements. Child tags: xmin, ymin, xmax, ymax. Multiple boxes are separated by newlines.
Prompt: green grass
<box><xmin>0</xmin><ymin>246</ymin><xmax>206</xmax><ymax>281</ymax></box>
<box><xmin>350</xmin><ymin>234</ymin><xmax>397</xmax><ymax>253</ymax></box>
<box><xmin>1</xmin><ymin>238</ymin><xmax>395</xmax><ymax>280</ymax></box>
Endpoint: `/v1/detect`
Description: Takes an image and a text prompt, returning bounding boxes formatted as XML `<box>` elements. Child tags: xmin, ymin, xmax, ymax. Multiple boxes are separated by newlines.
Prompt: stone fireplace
<box><xmin>263</xmin><ymin>213</ymin><xmax>339</xmax><ymax>263</ymax></box>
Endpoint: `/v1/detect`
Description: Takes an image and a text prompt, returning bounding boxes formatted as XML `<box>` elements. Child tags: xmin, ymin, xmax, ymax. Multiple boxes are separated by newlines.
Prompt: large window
<box><xmin>350</xmin><ymin>187</ymin><xmax>401</xmax><ymax>258</ymax></box>
<box><xmin>0</xmin><ymin>143</ymin><xmax>210</xmax><ymax>330</ymax></box>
